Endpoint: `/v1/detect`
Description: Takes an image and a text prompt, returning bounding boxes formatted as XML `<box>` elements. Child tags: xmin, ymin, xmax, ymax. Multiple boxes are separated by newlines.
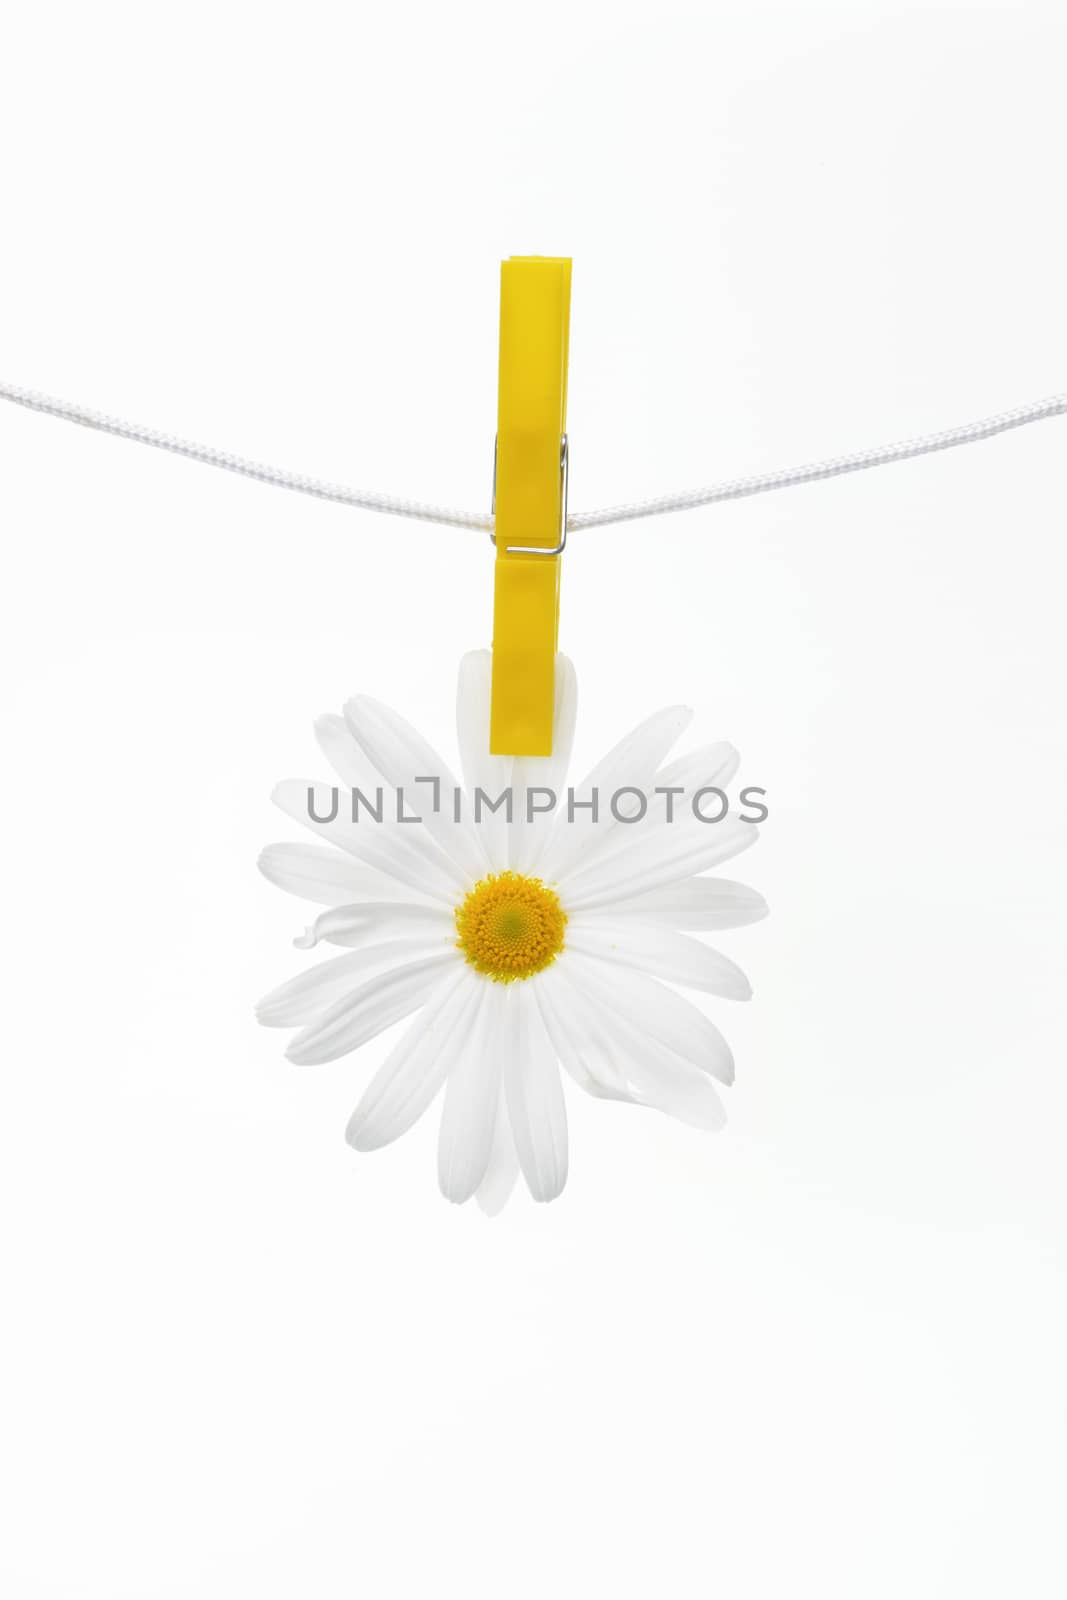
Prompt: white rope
<box><xmin>0</xmin><ymin>381</ymin><xmax>493</xmax><ymax>533</ymax></box>
<box><xmin>567</xmin><ymin>392</ymin><xmax>1067</xmax><ymax>529</ymax></box>
<box><xmin>2</xmin><ymin>378</ymin><xmax>1065</xmax><ymax>534</ymax></box>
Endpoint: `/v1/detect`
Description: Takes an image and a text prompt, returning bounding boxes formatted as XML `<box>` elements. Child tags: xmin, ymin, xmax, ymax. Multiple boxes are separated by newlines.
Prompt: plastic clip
<box><xmin>489</xmin><ymin>256</ymin><xmax>572</xmax><ymax>756</ymax></box>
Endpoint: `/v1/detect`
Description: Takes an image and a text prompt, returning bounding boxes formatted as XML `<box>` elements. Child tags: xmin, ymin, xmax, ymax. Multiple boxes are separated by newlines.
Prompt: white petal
<box><xmin>541</xmin><ymin>703</ymin><xmax>693</xmax><ymax>881</ymax></box>
<box><xmin>609</xmin><ymin>741</ymin><xmax>741</xmax><ymax>834</ymax></box>
<box><xmin>532</xmin><ymin>964</ymin><xmax>636</xmax><ymax>1102</ymax></box>
<box><xmin>294</xmin><ymin>901</ymin><xmax>454</xmax><ymax>951</ymax></box>
<box><xmin>457</xmin><ymin>650</ymin><xmax>513</xmax><ymax>873</ymax></box>
<box><xmin>653</xmin><ymin>740</ymin><xmax>741</xmax><ymax>796</ymax></box>
<box><xmin>313</xmin><ymin>712</ymin><xmax>383</xmax><ymax>792</ymax></box>
<box><xmin>561</xmin><ymin>819</ymin><xmax>758</xmax><ymax>912</ymax></box>
<box><xmin>256</xmin><ymin>941</ymin><xmax>445</xmax><ymax>1028</ymax></box>
<box><xmin>258</xmin><ymin>842</ymin><xmax>412</xmax><ymax>907</ymax></box>
<box><xmin>605</xmin><ymin>876</ymin><xmax>769</xmax><ymax>930</ymax></box>
<box><xmin>272</xmin><ymin>779</ymin><xmax>463</xmax><ymax>904</ymax></box>
<box><xmin>548</xmin><ymin>962</ymin><xmax>726</xmax><ymax>1130</ymax></box>
<box><xmin>505</xmin><ymin>984</ymin><xmax>568</xmax><ymax>1202</ymax></box>
<box><xmin>509</xmin><ymin>653</ymin><xmax>578</xmax><ymax>874</ymax></box>
<box><xmin>562</xmin><ymin>948</ymin><xmax>734</xmax><ymax>1086</ymax></box>
<box><xmin>437</xmin><ymin>981</ymin><xmax>502</xmax><ymax>1203</ymax></box>
<box><xmin>344</xmin><ymin>694</ymin><xmax>489</xmax><ymax>882</ymax></box>
<box><xmin>566</xmin><ymin>921</ymin><xmax>752</xmax><ymax>1000</ymax></box>
<box><xmin>594</xmin><ymin>1032</ymin><xmax>726</xmax><ymax>1130</ymax></box>
<box><xmin>286</xmin><ymin>951</ymin><xmax>459</xmax><ymax>1065</ymax></box>
<box><xmin>345</xmin><ymin>968</ymin><xmax>478</xmax><ymax>1151</ymax></box>
<box><xmin>577</xmin><ymin>702</ymin><xmax>694</xmax><ymax>796</ymax></box>
<box><xmin>475</xmin><ymin>1088</ymin><xmax>521</xmax><ymax>1217</ymax></box>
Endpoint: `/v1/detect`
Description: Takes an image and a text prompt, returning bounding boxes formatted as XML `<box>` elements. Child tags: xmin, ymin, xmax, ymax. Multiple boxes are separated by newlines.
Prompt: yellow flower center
<box><xmin>455</xmin><ymin>871</ymin><xmax>567</xmax><ymax>983</ymax></box>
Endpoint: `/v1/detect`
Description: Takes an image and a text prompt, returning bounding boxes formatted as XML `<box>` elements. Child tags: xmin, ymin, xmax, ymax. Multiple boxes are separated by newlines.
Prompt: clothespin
<box><xmin>489</xmin><ymin>256</ymin><xmax>572</xmax><ymax>756</ymax></box>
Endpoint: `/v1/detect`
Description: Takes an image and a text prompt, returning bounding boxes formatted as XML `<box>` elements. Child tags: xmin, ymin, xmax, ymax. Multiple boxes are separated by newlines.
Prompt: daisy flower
<box><xmin>257</xmin><ymin>652</ymin><xmax>766</xmax><ymax>1212</ymax></box>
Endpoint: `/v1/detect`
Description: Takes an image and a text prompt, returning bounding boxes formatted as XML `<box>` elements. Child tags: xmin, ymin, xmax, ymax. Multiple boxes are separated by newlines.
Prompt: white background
<box><xmin>1</xmin><ymin>2</ymin><xmax>1065</xmax><ymax>1595</ymax></box>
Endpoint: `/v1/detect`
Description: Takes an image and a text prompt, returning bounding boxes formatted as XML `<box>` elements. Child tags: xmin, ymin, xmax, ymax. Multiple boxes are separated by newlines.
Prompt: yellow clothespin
<box><xmin>489</xmin><ymin>256</ymin><xmax>572</xmax><ymax>756</ymax></box>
